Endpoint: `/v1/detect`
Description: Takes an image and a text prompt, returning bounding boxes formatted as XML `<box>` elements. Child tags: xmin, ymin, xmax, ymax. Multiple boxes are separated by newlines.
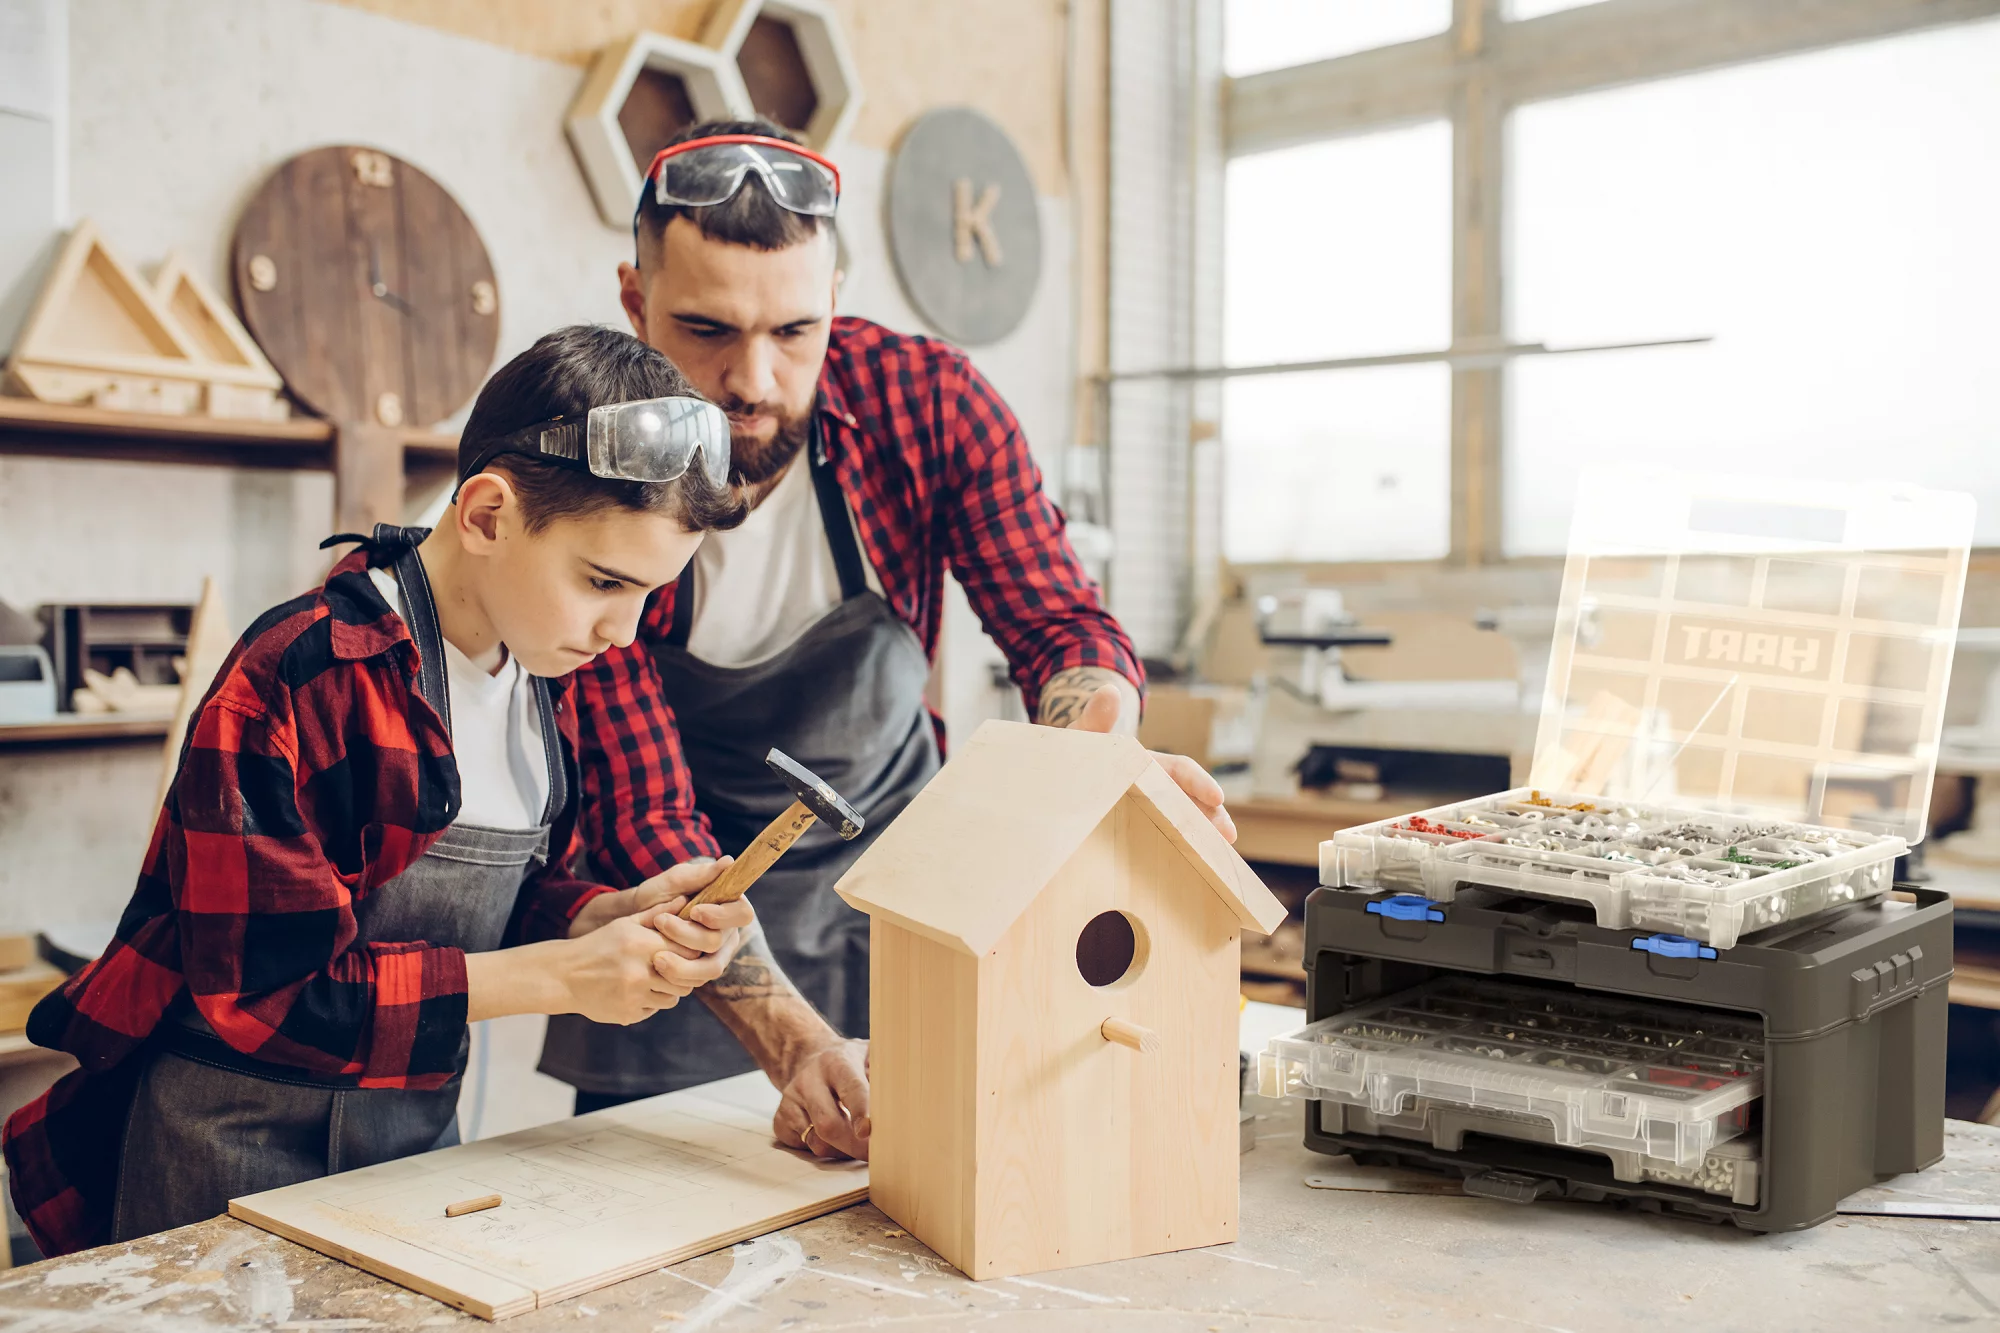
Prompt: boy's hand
<box><xmin>649</xmin><ymin>896</ymin><xmax>753</xmax><ymax>979</ymax></box>
<box><xmin>569</xmin><ymin>858</ymin><xmax>732</xmax><ymax>938</ymax></box>
<box><xmin>557</xmin><ymin>914</ymin><xmax>705</xmax><ymax>1025</ymax></box>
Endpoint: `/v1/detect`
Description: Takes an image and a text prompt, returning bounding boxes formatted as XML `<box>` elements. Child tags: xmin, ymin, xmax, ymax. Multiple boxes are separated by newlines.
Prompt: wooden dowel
<box><xmin>445</xmin><ymin>1194</ymin><xmax>502</xmax><ymax>1218</ymax></box>
<box><xmin>1101</xmin><ymin>1018</ymin><xmax>1159</xmax><ymax>1054</ymax></box>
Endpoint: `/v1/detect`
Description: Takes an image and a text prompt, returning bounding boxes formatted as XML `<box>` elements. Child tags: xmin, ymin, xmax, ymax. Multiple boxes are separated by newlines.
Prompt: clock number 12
<box><xmin>352</xmin><ymin>151</ymin><xmax>395</xmax><ymax>189</ymax></box>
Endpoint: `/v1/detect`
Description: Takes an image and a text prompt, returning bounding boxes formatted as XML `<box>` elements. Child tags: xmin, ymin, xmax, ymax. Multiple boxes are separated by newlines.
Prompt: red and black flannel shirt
<box><xmin>577</xmin><ymin>316</ymin><xmax>1142</xmax><ymax>887</ymax></box>
<box><xmin>3</xmin><ymin>547</ymin><xmax>607</xmax><ymax>1257</ymax></box>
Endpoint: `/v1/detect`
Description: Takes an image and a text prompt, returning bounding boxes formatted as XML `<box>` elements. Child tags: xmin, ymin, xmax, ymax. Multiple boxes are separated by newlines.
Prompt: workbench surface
<box><xmin>5</xmin><ymin>1117</ymin><xmax>1996</xmax><ymax>1332</ymax></box>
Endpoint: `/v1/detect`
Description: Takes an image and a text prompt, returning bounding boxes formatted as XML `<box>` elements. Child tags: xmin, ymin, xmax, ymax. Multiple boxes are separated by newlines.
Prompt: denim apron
<box><xmin>111</xmin><ymin>529</ymin><xmax>567</xmax><ymax>1241</ymax></box>
<box><xmin>541</xmin><ymin>425</ymin><xmax>940</xmax><ymax>1096</ymax></box>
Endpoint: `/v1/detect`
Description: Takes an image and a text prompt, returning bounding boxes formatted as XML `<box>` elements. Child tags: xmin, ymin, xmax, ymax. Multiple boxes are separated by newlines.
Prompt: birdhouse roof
<box><xmin>834</xmin><ymin>720</ymin><xmax>1286</xmax><ymax>957</ymax></box>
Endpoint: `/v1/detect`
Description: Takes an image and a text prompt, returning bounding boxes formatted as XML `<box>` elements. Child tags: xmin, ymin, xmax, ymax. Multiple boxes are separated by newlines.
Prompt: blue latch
<box><xmin>1631</xmin><ymin>933</ymin><xmax>1717</xmax><ymax>961</ymax></box>
<box><xmin>1367</xmin><ymin>894</ymin><xmax>1445</xmax><ymax>923</ymax></box>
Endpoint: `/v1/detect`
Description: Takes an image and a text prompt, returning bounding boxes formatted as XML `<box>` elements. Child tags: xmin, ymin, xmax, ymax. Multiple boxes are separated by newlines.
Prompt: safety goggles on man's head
<box><xmin>458</xmin><ymin>397</ymin><xmax>732</xmax><ymax>492</ymax></box>
<box><xmin>640</xmin><ymin>135</ymin><xmax>841</xmax><ymax>222</ymax></box>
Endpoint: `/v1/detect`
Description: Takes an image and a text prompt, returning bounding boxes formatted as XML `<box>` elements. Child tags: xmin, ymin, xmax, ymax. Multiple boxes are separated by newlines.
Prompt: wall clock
<box><xmin>232</xmin><ymin>145</ymin><xmax>499</xmax><ymax>427</ymax></box>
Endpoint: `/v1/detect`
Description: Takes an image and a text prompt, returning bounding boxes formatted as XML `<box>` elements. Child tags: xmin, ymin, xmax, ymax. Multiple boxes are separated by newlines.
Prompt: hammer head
<box><xmin>766</xmin><ymin>748</ymin><xmax>864</xmax><ymax>840</ymax></box>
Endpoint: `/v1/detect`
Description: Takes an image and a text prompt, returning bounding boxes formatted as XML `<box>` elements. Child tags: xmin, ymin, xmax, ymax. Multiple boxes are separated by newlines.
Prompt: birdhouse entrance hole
<box><xmin>1076</xmin><ymin>911</ymin><xmax>1148</xmax><ymax>988</ymax></box>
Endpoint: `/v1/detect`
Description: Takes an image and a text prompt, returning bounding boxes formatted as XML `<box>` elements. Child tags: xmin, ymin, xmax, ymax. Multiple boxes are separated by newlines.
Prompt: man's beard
<box><xmin>722</xmin><ymin>400</ymin><xmax>812</xmax><ymax>487</ymax></box>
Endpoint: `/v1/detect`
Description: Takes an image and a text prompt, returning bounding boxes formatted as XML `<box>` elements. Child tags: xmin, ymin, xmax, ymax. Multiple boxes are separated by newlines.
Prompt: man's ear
<box><xmin>617</xmin><ymin>261</ymin><xmax>649</xmax><ymax>342</ymax></box>
<box><xmin>454</xmin><ymin>472</ymin><xmax>517</xmax><ymax>552</ymax></box>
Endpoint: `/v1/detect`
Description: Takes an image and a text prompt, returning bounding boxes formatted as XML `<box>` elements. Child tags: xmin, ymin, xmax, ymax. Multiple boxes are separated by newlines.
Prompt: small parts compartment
<box><xmin>1261</xmin><ymin>977</ymin><xmax>1763</xmax><ymax>1182</ymax></box>
<box><xmin>1324</xmin><ymin>789</ymin><xmax>1901</xmax><ymax>947</ymax></box>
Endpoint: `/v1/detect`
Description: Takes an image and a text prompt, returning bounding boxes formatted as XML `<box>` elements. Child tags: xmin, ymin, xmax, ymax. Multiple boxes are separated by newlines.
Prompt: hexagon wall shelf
<box><xmin>702</xmin><ymin>0</ymin><xmax>863</xmax><ymax>153</ymax></box>
<box><xmin>567</xmin><ymin>31</ymin><xmax>753</xmax><ymax>229</ymax></box>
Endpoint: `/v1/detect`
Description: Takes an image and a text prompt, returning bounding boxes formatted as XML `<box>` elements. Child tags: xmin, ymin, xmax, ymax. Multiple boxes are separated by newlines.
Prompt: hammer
<box><xmin>675</xmin><ymin>749</ymin><xmax>865</xmax><ymax>919</ymax></box>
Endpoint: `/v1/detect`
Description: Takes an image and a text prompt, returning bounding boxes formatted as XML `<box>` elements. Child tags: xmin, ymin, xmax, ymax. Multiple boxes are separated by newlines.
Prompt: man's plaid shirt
<box><xmin>3</xmin><ymin>543</ymin><xmax>608</xmax><ymax>1256</ymax></box>
<box><xmin>575</xmin><ymin>316</ymin><xmax>1143</xmax><ymax>889</ymax></box>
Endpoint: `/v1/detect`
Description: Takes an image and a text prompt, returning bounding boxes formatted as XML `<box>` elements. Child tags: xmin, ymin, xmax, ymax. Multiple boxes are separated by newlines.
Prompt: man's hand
<box><xmin>772</xmin><ymin>1038</ymin><xmax>870</xmax><ymax>1160</ymax></box>
<box><xmin>568</xmin><ymin>858</ymin><xmax>733</xmax><ymax>938</ymax></box>
<box><xmin>1059</xmin><ymin>680</ymin><xmax>1236</xmax><ymax>844</ymax></box>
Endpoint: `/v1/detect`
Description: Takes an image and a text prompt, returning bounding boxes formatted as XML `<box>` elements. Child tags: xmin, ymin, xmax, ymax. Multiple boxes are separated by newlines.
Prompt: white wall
<box><xmin>0</xmin><ymin>0</ymin><xmax>1070</xmax><ymax>934</ymax></box>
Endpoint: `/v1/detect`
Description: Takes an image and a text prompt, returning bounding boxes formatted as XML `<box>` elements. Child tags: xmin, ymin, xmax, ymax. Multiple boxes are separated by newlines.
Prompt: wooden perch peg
<box><xmin>444</xmin><ymin>1194</ymin><xmax>501</xmax><ymax>1218</ymax></box>
<box><xmin>1101</xmin><ymin>1017</ymin><xmax>1159</xmax><ymax>1054</ymax></box>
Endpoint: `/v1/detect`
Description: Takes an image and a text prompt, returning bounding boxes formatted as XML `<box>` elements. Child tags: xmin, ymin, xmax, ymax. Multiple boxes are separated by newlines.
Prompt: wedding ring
<box><xmin>803</xmin><ymin>1123</ymin><xmax>820</xmax><ymax>1151</ymax></box>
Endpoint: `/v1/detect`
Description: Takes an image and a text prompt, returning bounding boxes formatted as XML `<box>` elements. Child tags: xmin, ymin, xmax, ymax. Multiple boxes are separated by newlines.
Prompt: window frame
<box><xmin>1220</xmin><ymin>0</ymin><xmax>2000</xmax><ymax>568</ymax></box>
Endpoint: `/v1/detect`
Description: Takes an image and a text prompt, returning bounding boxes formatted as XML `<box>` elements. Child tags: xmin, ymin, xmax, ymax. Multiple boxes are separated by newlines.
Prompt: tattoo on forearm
<box><xmin>698</xmin><ymin>926</ymin><xmax>839</xmax><ymax>1076</ymax></box>
<box><xmin>706</xmin><ymin>929</ymin><xmax>792</xmax><ymax>1002</ymax></box>
<box><xmin>1037</xmin><ymin>666</ymin><xmax>1137</xmax><ymax>731</ymax></box>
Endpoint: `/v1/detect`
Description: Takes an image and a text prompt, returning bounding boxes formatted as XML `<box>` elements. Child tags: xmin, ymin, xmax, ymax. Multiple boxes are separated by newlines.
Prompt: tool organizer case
<box><xmin>1326</xmin><ymin>790</ymin><xmax>1904</xmax><ymax>949</ymax></box>
<box><xmin>1260</xmin><ymin>469</ymin><xmax>1972</xmax><ymax>1230</ymax></box>
<box><xmin>1267</xmin><ymin>882</ymin><xmax>1951</xmax><ymax>1230</ymax></box>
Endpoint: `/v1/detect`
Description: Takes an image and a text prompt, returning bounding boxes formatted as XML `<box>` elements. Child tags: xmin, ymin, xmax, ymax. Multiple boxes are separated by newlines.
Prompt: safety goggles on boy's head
<box><xmin>457</xmin><ymin>397</ymin><xmax>732</xmax><ymax>493</ymax></box>
<box><xmin>636</xmin><ymin>135</ymin><xmax>841</xmax><ymax>232</ymax></box>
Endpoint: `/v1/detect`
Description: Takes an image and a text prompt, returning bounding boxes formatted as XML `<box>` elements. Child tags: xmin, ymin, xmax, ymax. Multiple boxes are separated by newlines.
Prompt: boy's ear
<box><xmin>454</xmin><ymin>472</ymin><xmax>519</xmax><ymax>551</ymax></box>
<box><xmin>617</xmin><ymin>261</ymin><xmax>649</xmax><ymax>342</ymax></box>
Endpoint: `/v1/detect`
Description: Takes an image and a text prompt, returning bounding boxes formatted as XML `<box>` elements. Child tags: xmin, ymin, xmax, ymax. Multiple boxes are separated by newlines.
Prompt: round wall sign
<box><xmin>887</xmin><ymin>107</ymin><xmax>1042</xmax><ymax>347</ymax></box>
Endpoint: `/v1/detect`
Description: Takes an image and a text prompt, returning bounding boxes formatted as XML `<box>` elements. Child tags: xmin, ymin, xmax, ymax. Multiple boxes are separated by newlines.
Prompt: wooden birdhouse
<box><xmin>835</xmin><ymin>720</ymin><xmax>1285</xmax><ymax>1280</ymax></box>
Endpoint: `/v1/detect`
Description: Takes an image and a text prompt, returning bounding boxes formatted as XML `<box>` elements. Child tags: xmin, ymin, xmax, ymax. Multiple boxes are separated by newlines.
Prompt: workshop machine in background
<box><xmin>1259</xmin><ymin>468</ymin><xmax>1974</xmax><ymax>1229</ymax></box>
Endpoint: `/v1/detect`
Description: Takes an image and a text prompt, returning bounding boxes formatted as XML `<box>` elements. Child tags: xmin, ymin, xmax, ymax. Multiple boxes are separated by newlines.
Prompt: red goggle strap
<box><xmin>642</xmin><ymin>134</ymin><xmax>842</xmax><ymax>197</ymax></box>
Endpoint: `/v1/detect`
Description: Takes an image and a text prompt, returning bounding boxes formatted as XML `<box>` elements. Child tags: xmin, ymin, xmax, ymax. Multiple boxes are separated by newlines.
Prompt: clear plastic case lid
<box><xmin>1530</xmin><ymin>468</ymin><xmax>1974</xmax><ymax>844</ymax></box>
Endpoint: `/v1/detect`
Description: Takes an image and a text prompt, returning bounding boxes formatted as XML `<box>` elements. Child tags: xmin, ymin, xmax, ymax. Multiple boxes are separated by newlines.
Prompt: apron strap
<box><xmin>350</xmin><ymin>524</ymin><xmax>569</xmax><ymax>829</ymax></box>
<box><xmin>664</xmin><ymin>415</ymin><xmax>867</xmax><ymax>649</ymax></box>
<box><xmin>808</xmin><ymin>418</ymin><xmax>869</xmax><ymax>602</ymax></box>
<box><xmin>387</xmin><ymin>529</ymin><xmax>452</xmax><ymax>736</ymax></box>
<box><xmin>530</xmin><ymin>678</ymin><xmax>568</xmax><ymax>829</ymax></box>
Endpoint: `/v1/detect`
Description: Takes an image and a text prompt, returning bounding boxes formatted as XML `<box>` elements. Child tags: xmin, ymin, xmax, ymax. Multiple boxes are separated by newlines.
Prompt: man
<box><xmin>539</xmin><ymin>120</ymin><xmax>1234</xmax><ymax>1159</ymax></box>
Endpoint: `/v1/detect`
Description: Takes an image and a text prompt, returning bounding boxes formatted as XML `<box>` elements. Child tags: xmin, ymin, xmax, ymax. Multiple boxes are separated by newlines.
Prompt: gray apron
<box><xmin>111</xmin><ymin>530</ymin><xmax>567</xmax><ymax>1241</ymax></box>
<box><xmin>541</xmin><ymin>424</ymin><xmax>940</xmax><ymax>1095</ymax></box>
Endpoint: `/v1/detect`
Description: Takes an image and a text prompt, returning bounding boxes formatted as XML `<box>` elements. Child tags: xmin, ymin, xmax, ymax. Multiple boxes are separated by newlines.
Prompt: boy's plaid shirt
<box><xmin>576</xmin><ymin>316</ymin><xmax>1142</xmax><ymax>888</ymax></box>
<box><xmin>3</xmin><ymin>543</ymin><xmax>608</xmax><ymax>1256</ymax></box>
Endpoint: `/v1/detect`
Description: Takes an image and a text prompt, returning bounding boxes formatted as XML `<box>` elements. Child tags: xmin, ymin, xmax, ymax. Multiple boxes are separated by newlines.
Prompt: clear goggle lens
<box><xmin>586</xmin><ymin>397</ymin><xmax>731</xmax><ymax>487</ymax></box>
<box><xmin>653</xmin><ymin>141</ymin><xmax>840</xmax><ymax>218</ymax></box>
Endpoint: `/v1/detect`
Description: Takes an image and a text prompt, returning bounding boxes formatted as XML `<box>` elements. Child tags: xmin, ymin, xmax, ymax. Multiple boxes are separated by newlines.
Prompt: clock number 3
<box><xmin>352</xmin><ymin>150</ymin><xmax>395</xmax><ymax>188</ymax></box>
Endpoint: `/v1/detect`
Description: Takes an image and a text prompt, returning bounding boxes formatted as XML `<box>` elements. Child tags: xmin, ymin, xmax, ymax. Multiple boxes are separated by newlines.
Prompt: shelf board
<box><xmin>0</xmin><ymin>395</ymin><xmax>456</xmax><ymax>470</ymax></box>
<box><xmin>0</xmin><ymin>713</ymin><xmax>172</xmax><ymax>747</ymax></box>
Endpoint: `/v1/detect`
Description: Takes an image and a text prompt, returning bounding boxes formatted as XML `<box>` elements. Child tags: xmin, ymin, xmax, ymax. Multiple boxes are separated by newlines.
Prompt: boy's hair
<box><xmin>634</xmin><ymin>117</ymin><xmax>834</xmax><ymax>265</ymax></box>
<box><xmin>457</xmin><ymin>325</ymin><xmax>747</xmax><ymax>534</ymax></box>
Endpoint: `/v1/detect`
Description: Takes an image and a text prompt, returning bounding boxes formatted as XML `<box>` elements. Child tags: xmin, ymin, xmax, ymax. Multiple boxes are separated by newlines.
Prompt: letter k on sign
<box><xmin>953</xmin><ymin>178</ymin><xmax>1003</xmax><ymax>266</ymax></box>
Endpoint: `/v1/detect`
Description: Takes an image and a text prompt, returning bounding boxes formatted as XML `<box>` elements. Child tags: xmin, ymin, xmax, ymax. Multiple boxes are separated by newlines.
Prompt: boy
<box><xmin>5</xmin><ymin>326</ymin><xmax>759</xmax><ymax>1253</ymax></box>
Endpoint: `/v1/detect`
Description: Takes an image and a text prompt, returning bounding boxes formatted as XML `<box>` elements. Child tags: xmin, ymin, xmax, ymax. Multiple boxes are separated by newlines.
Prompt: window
<box><xmin>1222</xmin><ymin>121</ymin><xmax>1452</xmax><ymax>562</ymax></box>
<box><xmin>1507</xmin><ymin>20</ymin><xmax>2000</xmax><ymax>555</ymax></box>
<box><xmin>1224</xmin><ymin>0</ymin><xmax>1450</xmax><ymax>78</ymax></box>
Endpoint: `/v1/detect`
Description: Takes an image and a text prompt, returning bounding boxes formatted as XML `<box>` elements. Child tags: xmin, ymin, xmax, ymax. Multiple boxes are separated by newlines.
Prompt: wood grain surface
<box><xmin>232</xmin><ymin>146</ymin><xmax>499</xmax><ymax>427</ymax></box>
<box><xmin>228</xmin><ymin>1074</ymin><xmax>866</xmax><ymax>1320</ymax></box>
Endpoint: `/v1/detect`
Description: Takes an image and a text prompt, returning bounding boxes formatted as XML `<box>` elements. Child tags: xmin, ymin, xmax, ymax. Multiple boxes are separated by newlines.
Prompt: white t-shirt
<box><xmin>684</xmin><ymin>455</ymin><xmax>881</xmax><ymax>667</ymax></box>
<box><xmin>369</xmin><ymin>566</ymin><xmax>550</xmax><ymax>831</ymax></box>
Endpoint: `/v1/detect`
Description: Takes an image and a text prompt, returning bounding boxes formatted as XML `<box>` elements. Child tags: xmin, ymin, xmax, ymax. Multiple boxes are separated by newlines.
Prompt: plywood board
<box><xmin>229</xmin><ymin>1073</ymin><xmax>867</xmax><ymax>1320</ymax></box>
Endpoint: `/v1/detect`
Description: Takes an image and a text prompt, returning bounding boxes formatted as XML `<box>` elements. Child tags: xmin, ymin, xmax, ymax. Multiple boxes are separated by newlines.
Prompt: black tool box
<box><xmin>1263</xmin><ymin>882</ymin><xmax>1950</xmax><ymax>1230</ymax></box>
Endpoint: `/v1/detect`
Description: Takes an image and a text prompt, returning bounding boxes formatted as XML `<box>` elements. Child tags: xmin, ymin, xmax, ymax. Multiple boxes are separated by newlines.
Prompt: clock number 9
<box><xmin>352</xmin><ymin>151</ymin><xmax>395</xmax><ymax>189</ymax></box>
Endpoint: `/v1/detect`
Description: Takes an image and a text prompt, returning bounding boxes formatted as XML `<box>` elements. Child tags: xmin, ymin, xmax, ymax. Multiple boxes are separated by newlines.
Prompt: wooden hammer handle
<box><xmin>677</xmin><ymin>799</ymin><xmax>817</xmax><ymax>919</ymax></box>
